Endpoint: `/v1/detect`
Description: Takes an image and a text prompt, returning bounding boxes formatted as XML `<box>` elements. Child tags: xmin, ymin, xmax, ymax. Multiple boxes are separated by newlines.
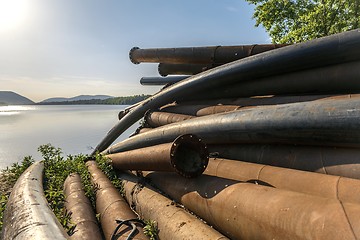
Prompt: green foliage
<box><xmin>39</xmin><ymin>144</ymin><xmax>94</xmax><ymax>233</ymax></box>
<box><xmin>143</xmin><ymin>220</ymin><xmax>159</xmax><ymax>240</ymax></box>
<box><xmin>247</xmin><ymin>0</ymin><xmax>360</xmax><ymax>43</ymax></box>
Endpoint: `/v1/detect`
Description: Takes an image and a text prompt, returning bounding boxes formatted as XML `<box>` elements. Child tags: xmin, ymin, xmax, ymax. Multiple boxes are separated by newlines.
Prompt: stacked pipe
<box><xmin>91</xmin><ymin>29</ymin><xmax>360</xmax><ymax>239</ymax></box>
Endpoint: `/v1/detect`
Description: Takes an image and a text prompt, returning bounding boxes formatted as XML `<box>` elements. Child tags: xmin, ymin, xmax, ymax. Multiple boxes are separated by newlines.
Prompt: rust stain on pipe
<box><xmin>205</xmin><ymin>158</ymin><xmax>360</xmax><ymax>205</ymax></box>
<box><xmin>86</xmin><ymin>161</ymin><xmax>148</xmax><ymax>240</ymax></box>
<box><xmin>144</xmin><ymin>171</ymin><xmax>360</xmax><ymax>240</ymax></box>
<box><xmin>63</xmin><ymin>173</ymin><xmax>102</xmax><ymax>240</ymax></box>
<box><xmin>144</xmin><ymin>111</ymin><xmax>195</xmax><ymax>127</ymax></box>
<box><xmin>161</xmin><ymin>94</ymin><xmax>351</xmax><ymax>116</ymax></box>
<box><xmin>208</xmin><ymin>144</ymin><xmax>360</xmax><ymax>179</ymax></box>
<box><xmin>107</xmin><ymin>134</ymin><xmax>208</xmax><ymax>178</ymax></box>
<box><xmin>121</xmin><ymin>172</ymin><xmax>228</xmax><ymax>240</ymax></box>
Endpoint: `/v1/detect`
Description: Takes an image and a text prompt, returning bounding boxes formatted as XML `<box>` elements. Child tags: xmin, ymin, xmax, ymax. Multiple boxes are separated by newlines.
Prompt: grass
<box><xmin>0</xmin><ymin>144</ymin><xmax>158</xmax><ymax>239</ymax></box>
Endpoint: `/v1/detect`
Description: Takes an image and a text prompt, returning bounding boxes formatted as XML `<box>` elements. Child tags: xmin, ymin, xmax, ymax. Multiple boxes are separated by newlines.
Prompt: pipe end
<box><xmin>129</xmin><ymin>47</ymin><xmax>140</xmax><ymax>64</ymax></box>
<box><xmin>170</xmin><ymin>134</ymin><xmax>209</xmax><ymax>178</ymax></box>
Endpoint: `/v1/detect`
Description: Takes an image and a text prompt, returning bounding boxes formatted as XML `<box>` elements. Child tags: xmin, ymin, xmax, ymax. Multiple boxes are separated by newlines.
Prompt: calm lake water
<box><xmin>0</xmin><ymin>105</ymin><xmax>138</xmax><ymax>169</ymax></box>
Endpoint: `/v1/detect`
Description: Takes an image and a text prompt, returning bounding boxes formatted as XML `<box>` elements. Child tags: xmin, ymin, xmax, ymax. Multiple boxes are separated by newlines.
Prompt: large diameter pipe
<box><xmin>144</xmin><ymin>172</ymin><xmax>360</xmax><ymax>240</ymax></box>
<box><xmin>105</xmin><ymin>96</ymin><xmax>360</xmax><ymax>154</ymax></box>
<box><xmin>120</xmin><ymin>172</ymin><xmax>228</xmax><ymax>240</ymax></box>
<box><xmin>144</xmin><ymin>111</ymin><xmax>195</xmax><ymax>127</ymax></box>
<box><xmin>158</xmin><ymin>63</ymin><xmax>213</xmax><ymax>76</ymax></box>
<box><xmin>183</xmin><ymin>60</ymin><xmax>360</xmax><ymax>102</ymax></box>
<box><xmin>140</xmin><ymin>76</ymin><xmax>189</xmax><ymax>85</ymax></box>
<box><xmin>63</xmin><ymin>173</ymin><xmax>102</xmax><ymax>240</ymax></box>
<box><xmin>1</xmin><ymin>161</ymin><xmax>68</xmax><ymax>240</ymax></box>
<box><xmin>160</xmin><ymin>94</ymin><xmax>341</xmax><ymax>116</ymax></box>
<box><xmin>92</xmin><ymin>30</ymin><xmax>360</xmax><ymax>155</ymax></box>
<box><xmin>207</xmin><ymin>144</ymin><xmax>360</xmax><ymax>179</ymax></box>
<box><xmin>205</xmin><ymin>158</ymin><xmax>360</xmax><ymax>204</ymax></box>
<box><xmin>86</xmin><ymin>161</ymin><xmax>147</xmax><ymax>240</ymax></box>
<box><xmin>107</xmin><ymin>134</ymin><xmax>208</xmax><ymax>178</ymax></box>
<box><xmin>129</xmin><ymin>44</ymin><xmax>288</xmax><ymax>64</ymax></box>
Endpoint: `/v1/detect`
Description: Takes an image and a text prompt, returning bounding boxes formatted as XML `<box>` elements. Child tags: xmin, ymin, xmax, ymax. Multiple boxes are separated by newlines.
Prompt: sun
<box><xmin>0</xmin><ymin>0</ymin><xmax>30</xmax><ymax>33</ymax></box>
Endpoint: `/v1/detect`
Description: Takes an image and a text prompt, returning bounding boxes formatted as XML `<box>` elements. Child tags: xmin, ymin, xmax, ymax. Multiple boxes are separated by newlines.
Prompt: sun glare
<box><xmin>0</xmin><ymin>0</ymin><xmax>30</xmax><ymax>33</ymax></box>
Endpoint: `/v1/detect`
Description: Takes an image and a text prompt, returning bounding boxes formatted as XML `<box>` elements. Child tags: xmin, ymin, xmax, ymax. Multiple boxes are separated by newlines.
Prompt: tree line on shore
<box><xmin>37</xmin><ymin>94</ymin><xmax>151</xmax><ymax>105</ymax></box>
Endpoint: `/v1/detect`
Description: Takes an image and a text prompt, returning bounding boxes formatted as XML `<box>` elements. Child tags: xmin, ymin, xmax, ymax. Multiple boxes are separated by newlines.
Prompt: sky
<box><xmin>0</xmin><ymin>0</ymin><xmax>270</xmax><ymax>102</ymax></box>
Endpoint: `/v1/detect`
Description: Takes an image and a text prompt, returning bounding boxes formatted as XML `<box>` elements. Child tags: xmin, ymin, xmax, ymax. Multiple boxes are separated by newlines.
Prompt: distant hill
<box><xmin>41</xmin><ymin>95</ymin><xmax>113</xmax><ymax>103</ymax></box>
<box><xmin>39</xmin><ymin>94</ymin><xmax>151</xmax><ymax>105</ymax></box>
<box><xmin>0</xmin><ymin>91</ymin><xmax>34</xmax><ymax>105</ymax></box>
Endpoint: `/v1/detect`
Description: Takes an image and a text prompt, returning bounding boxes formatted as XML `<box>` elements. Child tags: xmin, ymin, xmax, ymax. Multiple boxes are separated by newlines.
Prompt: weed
<box><xmin>143</xmin><ymin>220</ymin><xmax>159</xmax><ymax>240</ymax></box>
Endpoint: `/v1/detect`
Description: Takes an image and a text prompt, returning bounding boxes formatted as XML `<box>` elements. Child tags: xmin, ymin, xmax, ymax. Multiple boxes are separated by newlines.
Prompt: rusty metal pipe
<box><xmin>144</xmin><ymin>171</ymin><xmax>360</xmax><ymax>240</ymax></box>
<box><xmin>207</xmin><ymin>144</ymin><xmax>360</xmax><ymax>179</ymax></box>
<box><xmin>158</xmin><ymin>63</ymin><xmax>213</xmax><ymax>76</ymax></box>
<box><xmin>120</xmin><ymin>172</ymin><xmax>228</xmax><ymax>240</ymax></box>
<box><xmin>144</xmin><ymin>111</ymin><xmax>195</xmax><ymax>127</ymax></box>
<box><xmin>92</xmin><ymin>30</ymin><xmax>360</xmax><ymax>155</ymax></box>
<box><xmin>105</xmin><ymin>96</ymin><xmax>360</xmax><ymax>154</ymax></box>
<box><xmin>129</xmin><ymin>44</ymin><xmax>288</xmax><ymax>64</ymax></box>
<box><xmin>1</xmin><ymin>161</ymin><xmax>68</xmax><ymax>240</ymax></box>
<box><xmin>140</xmin><ymin>76</ymin><xmax>189</xmax><ymax>85</ymax></box>
<box><xmin>85</xmin><ymin>161</ymin><xmax>147</xmax><ymax>240</ymax></box>
<box><xmin>205</xmin><ymin>158</ymin><xmax>360</xmax><ymax>204</ymax></box>
<box><xmin>63</xmin><ymin>173</ymin><xmax>102</xmax><ymax>240</ymax></box>
<box><xmin>160</xmin><ymin>94</ymin><xmax>342</xmax><ymax>116</ymax></box>
<box><xmin>107</xmin><ymin>134</ymin><xmax>208</xmax><ymax>178</ymax></box>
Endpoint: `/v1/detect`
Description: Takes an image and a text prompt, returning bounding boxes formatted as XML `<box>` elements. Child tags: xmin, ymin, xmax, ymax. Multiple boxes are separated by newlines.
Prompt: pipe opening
<box><xmin>170</xmin><ymin>134</ymin><xmax>208</xmax><ymax>178</ymax></box>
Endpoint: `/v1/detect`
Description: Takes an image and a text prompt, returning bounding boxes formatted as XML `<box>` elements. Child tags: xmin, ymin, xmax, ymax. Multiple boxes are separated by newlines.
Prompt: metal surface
<box><xmin>183</xmin><ymin>61</ymin><xmax>360</xmax><ymax>101</ymax></box>
<box><xmin>105</xmin><ymin>96</ymin><xmax>360</xmax><ymax>154</ymax></box>
<box><xmin>205</xmin><ymin>158</ymin><xmax>360</xmax><ymax>204</ymax></box>
<box><xmin>140</xmin><ymin>76</ymin><xmax>189</xmax><ymax>85</ymax></box>
<box><xmin>92</xmin><ymin>30</ymin><xmax>360</xmax><ymax>155</ymax></box>
<box><xmin>144</xmin><ymin>171</ymin><xmax>360</xmax><ymax>240</ymax></box>
<box><xmin>86</xmin><ymin>161</ymin><xmax>147</xmax><ymax>240</ymax></box>
<box><xmin>207</xmin><ymin>144</ymin><xmax>360</xmax><ymax>179</ymax></box>
<box><xmin>144</xmin><ymin>111</ymin><xmax>195</xmax><ymax>127</ymax></box>
<box><xmin>107</xmin><ymin>134</ymin><xmax>208</xmax><ymax>178</ymax></box>
<box><xmin>158</xmin><ymin>63</ymin><xmax>213</xmax><ymax>76</ymax></box>
<box><xmin>120</xmin><ymin>172</ymin><xmax>228</xmax><ymax>240</ymax></box>
<box><xmin>161</xmin><ymin>94</ymin><xmax>340</xmax><ymax>116</ymax></box>
<box><xmin>129</xmin><ymin>44</ymin><xmax>288</xmax><ymax>64</ymax></box>
<box><xmin>1</xmin><ymin>161</ymin><xmax>68</xmax><ymax>240</ymax></box>
<box><xmin>63</xmin><ymin>173</ymin><xmax>102</xmax><ymax>240</ymax></box>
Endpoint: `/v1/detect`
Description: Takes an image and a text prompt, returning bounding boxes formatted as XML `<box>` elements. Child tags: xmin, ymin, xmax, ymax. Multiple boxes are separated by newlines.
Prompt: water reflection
<box><xmin>0</xmin><ymin>105</ymin><xmax>138</xmax><ymax>169</ymax></box>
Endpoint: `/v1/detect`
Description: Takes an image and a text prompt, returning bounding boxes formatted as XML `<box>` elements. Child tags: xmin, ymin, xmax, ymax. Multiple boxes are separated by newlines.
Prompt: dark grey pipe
<box><xmin>180</xmin><ymin>61</ymin><xmax>360</xmax><ymax>102</ymax></box>
<box><xmin>129</xmin><ymin>44</ymin><xmax>288</xmax><ymax>64</ymax></box>
<box><xmin>92</xmin><ymin>30</ymin><xmax>360</xmax><ymax>155</ymax></box>
<box><xmin>158</xmin><ymin>63</ymin><xmax>213</xmax><ymax>76</ymax></box>
<box><xmin>140</xmin><ymin>76</ymin><xmax>189</xmax><ymax>85</ymax></box>
<box><xmin>104</xmin><ymin>96</ymin><xmax>360</xmax><ymax>154</ymax></box>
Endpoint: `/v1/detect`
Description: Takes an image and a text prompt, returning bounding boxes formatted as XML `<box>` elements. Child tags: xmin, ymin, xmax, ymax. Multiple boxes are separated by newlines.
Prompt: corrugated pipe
<box><xmin>63</xmin><ymin>173</ymin><xmax>102</xmax><ymax>240</ymax></box>
<box><xmin>144</xmin><ymin>171</ymin><xmax>360</xmax><ymax>240</ymax></box>
<box><xmin>207</xmin><ymin>144</ymin><xmax>360</xmax><ymax>179</ymax></box>
<box><xmin>105</xmin><ymin>96</ymin><xmax>360</xmax><ymax>154</ymax></box>
<box><xmin>120</xmin><ymin>172</ymin><xmax>228</xmax><ymax>240</ymax></box>
<box><xmin>107</xmin><ymin>134</ymin><xmax>208</xmax><ymax>178</ymax></box>
<box><xmin>92</xmin><ymin>30</ymin><xmax>360</xmax><ymax>155</ymax></box>
<box><xmin>205</xmin><ymin>158</ymin><xmax>360</xmax><ymax>204</ymax></box>
<box><xmin>86</xmin><ymin>161</ymin><xmax>148</xmax><ymax>240</ymax></box>
<box><xmin>1</xmin><ymin>161</ymin><xmax>68</xmax><ymax>240</ymax></box>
